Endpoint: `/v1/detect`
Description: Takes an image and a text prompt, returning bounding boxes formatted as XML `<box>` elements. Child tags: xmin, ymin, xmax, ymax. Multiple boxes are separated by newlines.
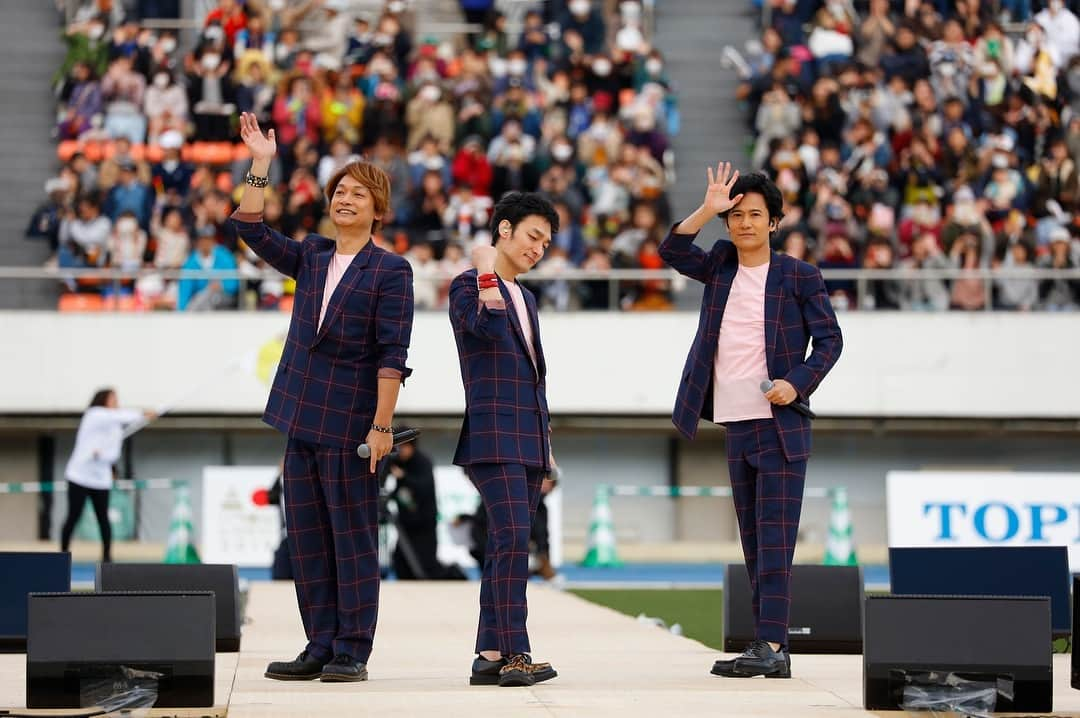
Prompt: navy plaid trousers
<box><xmin>284</xmin><ymin>437</ymin><xmax>381</xmax><ymax>663</ymax></box>
<box><xmin>725</xmin><ymin>418</ymin><xmax>806</xmax><ymax>647</ymax></box>
<box><xmin>468</xmin><ymin>462</ymin><xmax>544</xmax><ymax>656</ymax></box>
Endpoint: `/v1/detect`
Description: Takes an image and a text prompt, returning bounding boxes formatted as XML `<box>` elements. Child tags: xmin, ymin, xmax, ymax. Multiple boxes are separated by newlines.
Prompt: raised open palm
<box><xmin>702</xmin><ymin>161</ymin><xmax>743</xmax><ymax>215</ymax></box>
<box><xmin>239</xmin><ymin>112</ymin><xmax>276</xmax><ymax>161</ymax></box>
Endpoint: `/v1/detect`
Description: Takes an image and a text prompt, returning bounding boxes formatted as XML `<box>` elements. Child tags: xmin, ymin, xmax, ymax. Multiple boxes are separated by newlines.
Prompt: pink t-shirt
<box><xmin>503</xmin><ymin>280</ymin><xmax>538</xmax><ymax>372</ymax></box>
<box><xmin>318</xmin><ymin>251</ymin><xmax>356</xmax><ymax>330</ymax></box>
<box><xmin>713</xmin><ymin>261</ymin><xmax>772</xmax><ymax>423</ymax></box>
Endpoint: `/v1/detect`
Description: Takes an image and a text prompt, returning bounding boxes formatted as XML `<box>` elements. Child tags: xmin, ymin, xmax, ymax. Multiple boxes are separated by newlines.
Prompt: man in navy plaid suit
<box><xmin>228</xmin><ymin>113</ymin><xmax>414</xmax><ymax>683</ymax></box>
<box><xmin>449</xmin><ymin>192</ymin><xmax>560</xmax><ymax>688</ymax></box>
<box><xmin>660</xmin><ymin>164</ymin><xmax>842</xmax><ymax>679</ymax></box>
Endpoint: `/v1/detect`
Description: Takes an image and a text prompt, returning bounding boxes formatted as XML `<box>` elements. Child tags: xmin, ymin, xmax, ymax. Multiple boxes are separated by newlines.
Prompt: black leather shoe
<box><xmin>711</xmin><ymin>641</ymin><xmax>773</xmax><ymax>677</ymax></box>
<box><xmin>498</xmin><ymin>654</ymin><xmax>558</xmax><ymax>687</ymax></box>
<box><xmin>710</xmin><ymin>656</ymin><xmax>741</xmax><ymax>677</ymax></box>
<box><xmin>265</xmin><ymin>651</ymin><xmax>327</xmax><ymax>681</ymax></box>
<box><xmin>469</xmin><ymin>655</ymin><xmax>507</xmax><ymax>685</ymax></box>
<box><xmin>732</xmin><ymin>640</ymin><xmax>791</xmax><ymax>678</ymax></box>
<box><xmin>320</xmin><ymin>654</ymin><xmax>368</xmax><ymax>682</ymax></box>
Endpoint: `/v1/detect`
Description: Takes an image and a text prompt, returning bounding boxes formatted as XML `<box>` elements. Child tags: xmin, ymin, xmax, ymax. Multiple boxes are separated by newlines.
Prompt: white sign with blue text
<box><xmin>886</xmin><ymin>471</ymin><xmax>1080</xmax><ymax>571</ymax></box>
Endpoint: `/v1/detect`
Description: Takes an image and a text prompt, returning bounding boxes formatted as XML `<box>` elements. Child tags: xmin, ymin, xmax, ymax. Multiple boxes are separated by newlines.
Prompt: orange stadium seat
<box><xmin>59</xmin><ymin>140</ymin><xmax>246</xmax><ymax>167</ymax></box>
<box><xmin>102</xmin><ymin>294</ymin><xmax>143</xmax><ymax>312</ymax></box>
<box><xmin>58</xmin><ymin>293</ymin><xmax>104</xmax><ymax>312</ymax></box>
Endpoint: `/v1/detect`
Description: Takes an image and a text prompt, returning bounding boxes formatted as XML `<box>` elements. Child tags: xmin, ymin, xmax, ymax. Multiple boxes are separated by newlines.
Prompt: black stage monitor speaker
<box><xmin>96</xmin><ymin>562</ymin><xmax>241</xmax><ymax>652</ymax></box>
<box><xmin>26</xmin><ymin>591</ymin><xmax>215</xmax><ymax>708</ymax></box>
<box><xmin>889</xmin><ymin>545</ymin><xmax>1071</xmax><ymax>638</ymax></box>
<box><xmin>863</xmin><ymin>595</ymin><xmax>1052</xmax><ymax>712</ymax></box>
<box><xmin>723</xmin><ymin>563</ymin><xmax>863</xmax><ymax>653</ymax></box>
<box><xmin>0</xmin><ymin>552</ymin><xmax>71</xmax><ymax>653</ymax></box>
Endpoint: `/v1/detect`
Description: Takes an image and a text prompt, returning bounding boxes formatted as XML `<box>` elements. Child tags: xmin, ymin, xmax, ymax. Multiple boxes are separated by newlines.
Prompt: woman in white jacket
<box><xmin>60</xmin><ymin>388</ymin><xmax>154</xmax><ymax>562</ymax></box>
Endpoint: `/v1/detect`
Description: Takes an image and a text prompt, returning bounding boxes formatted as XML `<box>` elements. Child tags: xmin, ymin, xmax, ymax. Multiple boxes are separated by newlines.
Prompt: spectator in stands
<box><xmin>234</xmin><ymin>50</ymin><xmax>273</xmax><ymax>129</ymax></box>
<box><xmin>26</xmin><ymin>177</ymin><xmax>73</xmax><ymax>253</ymax></box>
<box><xmin>58</xmin><ymin>61</ymin><xmax>103</xmax><ymax>141</ymax></box>
<box><xmin>903</xmin><ymin>232</ymin><xmax>951</xmax><ymax>311</ymax></box>
<box><xmin>108</xmin><ymin>210</ymin><xmax>147</xmax><ymax>271</ymax></box>
<box><xmin>995</xmin><ymin>240</ymin><xmax>1039</xmax><ymax>311</ymax></box>
<box><xmin>151</xmin><ymin>130</ymin><xmax>194</xmax><ymax>198</ymax></box>
<box><xmin>880</xmin><ymin>23</ymin><xmax>929</xmax><ymax>84</ymax></box>
<box><xmin>452</xmin><ymin>135</ymin><xmax>494</xmax><ymax>197</ymax></box>
<box><xmin>59</xmin><ymin>193</ymin><xmax>111</xmax><ymax>269</ymax></box>
<box><xmin>948</xmin><ymin>231</ymin><xmax>988</xmax><ymax>311</ymax></box>
<box><xmin>188</xmin><ymin>26</ymin><xmax>236</xmax><ymax>142</ymax></box>
<box><xmin>150</xmin><ymin>206</ymin><xmax>190</xmax><ymax>270</ymax></box>
<box><xmin>558</xmin><ymin>0</ymin><xmax>606</xmax><ymax>55</ymax></box>
<box><xmin>177</xmin><ymin>226</ymin><xmax>238</xmax><ymax>311</ymax></box>
<box><xmin>104</xmin><ymin>158</ymin><xmax>153</xmax><ymax>229</ymax></box>
<box><xmin>203</xmin><ymin>0</ymin><xmax>246</xmax><ymax>46</ymax></box>
<box><xmin>1031</xmin><ymin>137</ymin><xmax>1078</xmax><ymax>243</ymax></box>
<box><xmin>410</xmin><ymin>168</ymin><xmax>450</xmax><ymax>248</ymax></box>
<box><xmin>100</xmin><ymin>54</ymin><xmax>146</xmax><ymax>142</ymax></box>
<box><xmin>405</xmin><ymin>241</ymin><xmax>438</xmax><ymax>309</ymax></box>
<box><xmin>406</xmin><ymin>82</ymin><xmax>455</xmax><ymax>152</ymax></box>
<box><xmin>1034</xmin><ymin>0</ymin><xmax>1079</xmax><ymax>69</ymax></box>
<box><xmin>321</xmin><ymin>71</ymin><xmax>365</xmax><ymax>147</ymax></box>
<box><xmin>272</xmin><ymin>74</ymin><xmax>321</xmax><ymax>169</ymax></box>
<box><xmin>1039</xmin><ymin>227</ymin><xmax>1080</xmax><ymax>310</ymax></box>
<box><xmin>143</xmin><ymin>67</ymin><xmax>187</xmax><ymax>143</ymax></box>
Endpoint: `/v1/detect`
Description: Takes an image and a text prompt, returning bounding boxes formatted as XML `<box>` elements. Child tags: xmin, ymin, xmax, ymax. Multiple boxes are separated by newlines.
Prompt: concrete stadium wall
<box><xmin>0</xmin><ymin>311</ymin><xmax>1075</xmax><ymax>418</ymax></box>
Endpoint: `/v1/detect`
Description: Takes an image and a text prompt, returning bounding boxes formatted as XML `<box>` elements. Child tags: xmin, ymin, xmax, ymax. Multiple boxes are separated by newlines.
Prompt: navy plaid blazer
<box><xmin>228</xmin><ymin>213</ymin><xmax>414</xmax><ymax>451</ymax></box>
<box><xmin>449</xmin><ymin>269</ymin><xmax>551</xmax><ymax>469</ymax></box>
<box><xmin>659</xmin><ymin>227</ymin><xmax>842</xmax><ymax>462</ymax></box>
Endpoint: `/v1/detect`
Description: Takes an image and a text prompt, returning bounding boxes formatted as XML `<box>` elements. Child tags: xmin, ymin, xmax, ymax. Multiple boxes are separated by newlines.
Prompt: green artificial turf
<box><xmin>569</xmin><ymin>588</ymin><xmax>724</xmax><ymax>650</ymax></box>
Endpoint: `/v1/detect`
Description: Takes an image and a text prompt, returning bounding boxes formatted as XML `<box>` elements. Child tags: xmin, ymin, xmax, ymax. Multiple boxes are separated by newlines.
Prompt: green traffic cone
<box><xmin>164</xmin><ymin>484</ymin><xmax>200</xmax><ymax>564</ymax></box>
<box><xmin>823</xmin><ymin>486</ymin><xmax>857</xmax><ymax>565</ymax></box>
<box><xmin>581</xmin><ymin>486</ymin><xmax>621</xmax><ymax>568</ymax></box>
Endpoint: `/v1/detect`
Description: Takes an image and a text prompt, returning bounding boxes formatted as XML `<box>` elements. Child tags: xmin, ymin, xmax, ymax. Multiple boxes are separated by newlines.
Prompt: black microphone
<box><xmin>759</xmin><ymin>380</ymin><xmax>816</xmax><ymax>419</ymax></box>
<box><xmin>357</xmin><ymin>428</ymin><xmax>422</xmax><ymax>458</ymax></box>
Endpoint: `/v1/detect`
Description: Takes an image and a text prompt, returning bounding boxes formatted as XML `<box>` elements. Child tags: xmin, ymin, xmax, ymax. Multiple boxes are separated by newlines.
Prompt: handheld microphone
<box><xmin>357</xmin><ymin>428</ymin><xmax>421</xmax><ymax>458</ymax></box>
<box><xmin>759</xmin><ymin>380</ymin><xmax>816</xmax><ymax>419</ymax></box>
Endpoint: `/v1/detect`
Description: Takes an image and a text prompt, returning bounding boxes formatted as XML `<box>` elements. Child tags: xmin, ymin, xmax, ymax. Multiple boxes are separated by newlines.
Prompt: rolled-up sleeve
<box><xmin>375</xmin><ymin>260</ymin><xmax>414</xmax><ymax>383</ymax></box>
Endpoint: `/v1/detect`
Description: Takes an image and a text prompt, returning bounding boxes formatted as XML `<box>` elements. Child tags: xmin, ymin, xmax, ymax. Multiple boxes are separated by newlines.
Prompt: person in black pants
<box><xmin>386</xmin><ymin>435</ymin><xmax>447</xmax><ymax>579</ymax></box>
<box><xmin>60</xmin><ymin>388</ymin><xmax>152</xmax><ymax>562</ymax></box>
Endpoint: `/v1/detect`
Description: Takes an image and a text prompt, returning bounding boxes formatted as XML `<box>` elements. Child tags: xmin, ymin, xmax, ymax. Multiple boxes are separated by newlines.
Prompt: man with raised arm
<box><xmin>660</xmin><ymin>163</ymin><xmax>842</xmax><ymax>679</ymax></box>
<box><xmin>228</xmin><ymin>112</ymin><xmax>414</xmax><ymax>683</ymax></box>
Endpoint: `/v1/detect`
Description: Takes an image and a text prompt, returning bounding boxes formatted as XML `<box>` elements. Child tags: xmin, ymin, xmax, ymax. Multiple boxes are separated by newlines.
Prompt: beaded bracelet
<box><xmin>370</xmin><ymin>424</ymin><xmax>393</xmax><ymax>434</ymax></box>
<box><xmin>245</xmin><ymin>173</ymin><xmax>270</xmax><ymax>188</ymax></box>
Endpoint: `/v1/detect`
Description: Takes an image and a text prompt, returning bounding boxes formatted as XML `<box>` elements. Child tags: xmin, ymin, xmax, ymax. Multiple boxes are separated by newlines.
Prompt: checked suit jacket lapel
<box><xmin>499</xmin><ymin>278</ymin><xmax>539</xmax><ymax>379</ymax></box>
<box><xmin>707</xmin><ymin>253</ymin><xmax>739</xmax><ymax>342</ymax></box>
<box><xmin>763</xmin><ymin>253</ymin><xmax>782</xmax><ymax>367</ymax></box>
<box><xmin>523</xmin><ymin>285</ymin><xmax>545</xmax><ymax>380</ymax></box>
<box><xmin>313</xmin><ymin>240</ymin><xmax>372</xmax><ymax>345</ymax></box>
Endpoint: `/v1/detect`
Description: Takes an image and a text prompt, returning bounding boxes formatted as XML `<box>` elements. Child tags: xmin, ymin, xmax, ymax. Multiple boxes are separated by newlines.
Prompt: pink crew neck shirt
<box><xmin>318</xmin><ymin>251</ymin><xmax>356</xmax><ymax>329</ymax></box>
<box><xmin>503</xmin><ymin>280</ymin><xmax>538</xmax><ymax>372</ymax></box>
<box><xmin>713</xmin><ymin>261</ymin><xmax>773</xmax><ymax>423</ymax></box>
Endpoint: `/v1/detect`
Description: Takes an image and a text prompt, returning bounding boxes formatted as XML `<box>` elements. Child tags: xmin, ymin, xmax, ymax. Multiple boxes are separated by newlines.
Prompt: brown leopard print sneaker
<box><xmin>497</xmin><ymin>653</ymin><xmax>558</xmax><ymax>687</ymax></box>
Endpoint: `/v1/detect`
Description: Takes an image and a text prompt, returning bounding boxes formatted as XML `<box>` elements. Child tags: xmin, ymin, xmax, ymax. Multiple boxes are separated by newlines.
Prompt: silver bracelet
<box><xmin>246</xmin><ymin>173</ymin><xmax>269</xmax><ymax>188</ymax></box>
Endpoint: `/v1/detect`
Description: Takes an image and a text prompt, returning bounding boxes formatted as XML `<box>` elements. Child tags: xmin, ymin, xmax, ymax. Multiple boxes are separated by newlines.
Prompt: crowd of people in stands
<box><xmin>27</xmin><ymin>0</ymin><xmax>679</xmax><ymax>311</ymax></box>
<box><xmin>734</xmin><ymin>0</ymin><xmax>1080</xmax><ymax>310</ymax></box>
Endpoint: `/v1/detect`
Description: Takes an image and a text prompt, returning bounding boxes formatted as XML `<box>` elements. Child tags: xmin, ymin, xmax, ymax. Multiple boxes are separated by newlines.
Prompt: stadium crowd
<box><xmin>27</xmin><ymin>0</ymin><xmax>679</xmax><ymax>311</ymax></box>
<box><xmin>736</xmin><ymin>0</ymin><xmax>1080</xmax><ymax>310</ymax></box>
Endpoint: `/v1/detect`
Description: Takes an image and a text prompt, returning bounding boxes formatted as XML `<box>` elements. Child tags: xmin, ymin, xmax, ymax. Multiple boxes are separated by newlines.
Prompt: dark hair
<box><xmin>490</xmin><ymin>192</ymin><xmax>560</xmax><ymax>243</ymax></box>
<box><xmin>88</xmin><ymin>388</ymin><xmax>115</xmax><ymax>408</ymax></box>
<box><xmin>719</xmin><ymin>171</ymin><xmax>784</xmax><ymax>225</ymax></box>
